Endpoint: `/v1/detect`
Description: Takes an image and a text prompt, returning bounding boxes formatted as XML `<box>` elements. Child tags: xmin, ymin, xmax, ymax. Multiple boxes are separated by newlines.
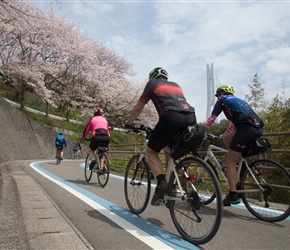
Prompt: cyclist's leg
<box><xmin>60</xmin><ymin>147</ymin><xmax>64</xmax><ymax>159</ymax></box>
<box><xmin>224</xmin><ymin>125</ymin><xmax>263</xmax><ymax>205</ymax></box>
<box><xmin>147</xmin><ymin>120</ymin><xmax>170</xmax><ymax>205</ymax></box>
<box><xmin>55</xmin><ymin>146</ymin><xmax>58</xmax><ymax>158</ymax></box>
<box><xmin>95</xmin><ymin>135</ymin><xmax>109</xmax><ymax>170</ymax></box>
<box><xmin>88</xmin><ymin>138</ymin><xmax>98</xmax><ymax>169</ymax></box>
<box><xmin>148</xmin><ymin>112</ymin><xmax>196</xmax><ymax>205</ymax></box>
<box><xmin>222</xmin><ymin>131</ymin><xmax>234</xmax><ymax>147</ymax></box>
<box><xmin>147</xmin><ymin>114</ymin><xmax>180</xmax><ymax>178</ymax></box>
<box><xmin>226</xmin><ymin>149</ymin><xmax>241</xmax><ymax>192</ymax></box>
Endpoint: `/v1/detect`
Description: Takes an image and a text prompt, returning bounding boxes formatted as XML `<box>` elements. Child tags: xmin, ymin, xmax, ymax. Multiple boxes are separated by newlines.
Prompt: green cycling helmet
<box><xmin>149</xmin><ymin>67</ymin><xmax>169</xmax><ymax>80</ymax></box>
<box><xmin>215</xmin><ymin>84</ymin><xmax>235</xmax><ymax>97</ymax></box>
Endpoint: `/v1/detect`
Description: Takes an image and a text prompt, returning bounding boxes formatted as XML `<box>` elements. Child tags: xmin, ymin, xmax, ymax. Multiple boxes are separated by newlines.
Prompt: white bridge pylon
<box><xmin>206</xmin><ymin>62</ymin><xmax>218</xmax><ymax>123</ymax></box>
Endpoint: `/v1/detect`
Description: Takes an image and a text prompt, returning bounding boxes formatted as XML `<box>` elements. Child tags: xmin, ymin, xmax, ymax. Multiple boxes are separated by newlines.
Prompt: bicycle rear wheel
<box><xmin>84</xmin><ymin>154</ymin><xmax>93</xmax><ymax>182</ymax></box>
<box><xmin>124</xmin><ymin>155</ymin><xmax>151</xmax><ymax>214</ymax></box>
<box><xmin>240</xmin><ymin>159</ymin><xmax>290</xmax><ymax>222</ymax></box>
<box><xmin>56</xmin><ymin>148</ymin><xmax>61</xmax><ymax>165</ymax></box>
<box><xmin>168</xmin><ymin>157</ymin><xmax>223</xmax><ymax>245</ymax></box>
<box><xmin>97</xmin><ymin>153</ymin><xmax>110</xmax><ymax>188</ymax></box>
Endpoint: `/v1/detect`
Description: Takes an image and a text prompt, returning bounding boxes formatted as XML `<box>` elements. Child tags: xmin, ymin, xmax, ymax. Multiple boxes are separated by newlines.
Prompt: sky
<box><xmin>27</xmin><ymin>0</ymin><xmax>290</xmax><ymax>122</ymax></box>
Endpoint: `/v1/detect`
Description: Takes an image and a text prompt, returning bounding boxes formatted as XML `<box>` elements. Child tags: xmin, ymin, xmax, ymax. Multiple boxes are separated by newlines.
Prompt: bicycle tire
<box><xmin>168</xmin><ymin>157</ymin><xmax>223</xmax><ymax>245</ymax></box>
<box><xmin>56</xmin><ymin>148</ymin><xmax>61</xmax><ymax>165</ymax></box>
<box><xmin>97</xmin><ymin>153</ymin><xmax>110</xmax><ymax>188</ymax></box>
<box><xmin>71</xmin><ymin>152</ymin><xmax>77</xmax><ymax>159</ymax></box>
<box><xmin>197</xmin><ymin>159</ymin><xmax>219</xmax><ymax>205</ymax></box>
<box><xmin>84</xmin><ymin>154</ymin><xmax>93</xmax><ymax>182</ymax></box>
<box><xmin>240</xmin><ymin>159</ymin><xmax>290</xmax><ymax>222</ymax></box>
<box><xmin>124</xmin><ymin>155</ymin><xmax>151</xmax><ymax>214</ymax></box>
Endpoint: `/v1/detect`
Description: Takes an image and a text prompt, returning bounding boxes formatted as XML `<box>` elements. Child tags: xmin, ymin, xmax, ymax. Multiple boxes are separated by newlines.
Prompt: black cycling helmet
<box><xmin>215</xmin><ymin>84</ymin><xmax>235</xmax><ymax>97</ymax></box>
<box><xmin>59</xmin><ymin>132</ymin><xmax>63</xmax><ymax>135</ymax></box>
<box><xmin>149</xmin><ymin>67</ymin><xmax>169</xmax><ymax>80</ymax></box>
<box><xmin>94</xmin><ymin>107</ymin><xmax>103</xmax><ymax>116</ymax></box>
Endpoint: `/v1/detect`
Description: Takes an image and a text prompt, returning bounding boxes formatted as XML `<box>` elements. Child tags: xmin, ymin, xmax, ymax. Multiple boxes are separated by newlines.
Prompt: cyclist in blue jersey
<box><xmin>203</xmin><ymin>84</ymin><xmax>264</xmax><ymax>206</ymax></box>
<box><xmin>125</xmin><ymin>67</ymin><xmax>196</xmax><ymax>206</ymax></box>
<box><xmin>55</xmin><ymin>132</ymin><xmax>67</xmax><ymax>160</ymax></box>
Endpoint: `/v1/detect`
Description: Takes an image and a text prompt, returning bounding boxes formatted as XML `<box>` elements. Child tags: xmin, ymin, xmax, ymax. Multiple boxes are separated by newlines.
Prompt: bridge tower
<box><xmin>206</xmin><ymin>62</ymin><xmax>218</xmax><ymax>123</ymax></box>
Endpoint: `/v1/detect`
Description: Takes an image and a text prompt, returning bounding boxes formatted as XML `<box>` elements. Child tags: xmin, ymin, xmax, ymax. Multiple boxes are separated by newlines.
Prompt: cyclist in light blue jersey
<box><xmin>55</xmin><ymin>132</ymin><xmax>67</xmax><ymax>160</ymax></box>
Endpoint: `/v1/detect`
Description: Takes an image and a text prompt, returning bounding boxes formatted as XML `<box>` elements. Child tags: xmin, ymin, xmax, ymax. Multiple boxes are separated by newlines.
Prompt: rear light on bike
<box><xmin>260</xmin><ymin>169</ymin><xmax>265</xmax><ymax>177</ymax></box>
<box><xmin>190</xmin><ymin>174</ymin><xmax>195</xmax><ymax>182</ymax></box>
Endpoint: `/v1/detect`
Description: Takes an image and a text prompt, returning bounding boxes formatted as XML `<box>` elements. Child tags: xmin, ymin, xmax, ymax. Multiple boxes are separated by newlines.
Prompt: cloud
<box><xmin>29</xmin><ymin>0</ymin><xmax>290</xmax><ymax>122</ymax></box>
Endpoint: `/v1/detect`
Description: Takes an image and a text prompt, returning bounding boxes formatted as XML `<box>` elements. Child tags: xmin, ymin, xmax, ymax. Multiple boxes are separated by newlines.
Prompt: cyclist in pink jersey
<box><xmin>82</xmin><ymin>107</ymin><xmax>110</xmax><ymax>170</ymax></box>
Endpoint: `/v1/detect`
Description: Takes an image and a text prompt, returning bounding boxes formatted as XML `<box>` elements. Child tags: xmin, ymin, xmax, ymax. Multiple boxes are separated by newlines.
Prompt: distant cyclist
<box><xmin>73</xmin><ymin>140</ymin><xmax>82</xmax><ymax>158</ymax></box>
<box><xmin>55</xmin><ymin>132</ymin><xmax>67</xmax><ymax>160</ymax></box>
<box><xmin>82</xmin><ymin>107</ymin><xmax>110</xmax><ymax>170</ymax></box>
<box><xmin>203</xmin><ymin>84</ymin><xmax>264</xmax><ymax>206</ymax></box>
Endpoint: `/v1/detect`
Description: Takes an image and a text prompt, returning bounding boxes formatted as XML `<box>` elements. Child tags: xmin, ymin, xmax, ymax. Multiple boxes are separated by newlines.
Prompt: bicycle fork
<box><xmin>130</xmin><ymin>154</ymin><xmax>146</xmax><ymax>186</ymax></box>
<box><xmin>164</xmin><ymin>160</ymin><xmax>203</xmax><ymax>222</ymax></box>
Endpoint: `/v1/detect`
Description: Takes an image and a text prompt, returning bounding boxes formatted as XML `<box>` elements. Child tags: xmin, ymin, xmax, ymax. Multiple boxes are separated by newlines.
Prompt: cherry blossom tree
<box><xmin>0</xmin><ymin>0</ymin><xmax>53</xmax><ymax>109</ymax></box>
<box><xmin>0</xmin><ymin>0</ymin><xmax>157</xmax><ymax>126</ymax></box>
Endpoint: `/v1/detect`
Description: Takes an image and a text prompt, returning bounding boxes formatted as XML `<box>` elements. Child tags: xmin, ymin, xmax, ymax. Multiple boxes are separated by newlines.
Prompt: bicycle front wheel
<box><xmin>84</xmin><ymin>154</ymin><xmax>93</xmax><ymax>182</ymax></box>
<box><xmin>168</xmin><ymin>157</ymin><xmax>223</xmax><ymax>245</ymax></box>
<box><xmin>241</xmin><ymin>159</ymin><xmax>290</xmax><ymax>222</ymax></box>
<box><xmin>124</xmin><ymin>155</ymin><xmax>151</xmax><ymax>214</ymax></box>
<box><xmin>78</xmin><ymin>151</ymin><xmax>83</xmax><ymax>159</ymax></box>
<box><xmin>71</xmin><ymin>152</ymin><xmax>77</xmax><ymax>159</ymax></box>
<box><xmin>97</xmin><ymin>153</ymin><xmax>110</xmax><ymax>188</ymax></box>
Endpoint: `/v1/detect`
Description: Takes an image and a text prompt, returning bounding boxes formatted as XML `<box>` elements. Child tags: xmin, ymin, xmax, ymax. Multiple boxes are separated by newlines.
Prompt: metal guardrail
<box><xmin>107</xmin><ymin>132</ymin><xmax>290</xmax><ymax>171</ymax></box>
<box><xmin>4</xmin><ymin>98</ymin><xmax>83</xmax><ymax>124</ymax></box>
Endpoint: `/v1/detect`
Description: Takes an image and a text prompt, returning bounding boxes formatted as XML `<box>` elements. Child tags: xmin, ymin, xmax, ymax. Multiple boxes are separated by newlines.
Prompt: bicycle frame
<box><xmin>137</xmin><ymin>138</ymin><xmax>197</xmax><ymax>201</ymax></box>
<box><xmin>204</xmin><ymin>143</ymin><xmax>266</xmax><ymax>194</ymax></box>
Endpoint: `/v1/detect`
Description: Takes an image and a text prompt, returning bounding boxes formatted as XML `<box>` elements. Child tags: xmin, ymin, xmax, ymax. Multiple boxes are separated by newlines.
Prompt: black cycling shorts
<box><xmin>148</xmin><ymin>112</ymin><xmax>196</xmax><ymax>152</ymax></box>
<box><xmin>230</xmin><ymin>124</ymin><xmax>263</xmax><ymax>153</ymax></box>
<box><xmin>90</xmin><ymin>135</ymin><xmax>110</xmax><ymax>151</ymax></box>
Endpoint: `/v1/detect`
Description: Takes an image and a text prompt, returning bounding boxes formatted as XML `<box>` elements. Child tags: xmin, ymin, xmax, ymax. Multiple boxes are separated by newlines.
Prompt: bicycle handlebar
<box><xmin>118</xmin><ymin>124</ymin><xmax>154</xmax><ymax>139</ymax></box>
<box><xmin>131</xmin><ymin>125</ymin><xmax>154</xmax><ymax>134</ymax></box>
<box><xmin>206</xmin><ymin>133</ymin><xmax>223</xmax><ymax>141</ymax></box>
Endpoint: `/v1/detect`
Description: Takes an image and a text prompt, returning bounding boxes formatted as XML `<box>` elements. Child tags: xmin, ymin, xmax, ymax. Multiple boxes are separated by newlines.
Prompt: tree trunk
<box><xmin>45</xmin><ymin>101</ymin><xmax>49</xmax><ymax>118</ymax></box>
<box><xmin>20</xmin><ymin>79</ymin><xmax>26</xmax><ymax>110</ymax></box>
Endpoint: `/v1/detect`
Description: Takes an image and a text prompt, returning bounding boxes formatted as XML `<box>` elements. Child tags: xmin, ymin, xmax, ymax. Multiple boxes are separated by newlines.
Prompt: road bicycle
<box><xmin>84</xmin><ymin>142</ymin><xmax>110</xmax><ymax>188</ymax></box>
<box><xmin>56</xmin><ymin>147</ymin><xmax>62</xmax><ymax>165</ymax></box>
<box><xmin>71</xmin><ymin>149</ymin><xmax>83</xmax><ymax>159</ymax></box>
<box><xmin>193</xmin><ymin>133</ymin><xmax>290</xmax><ymax>223</ymax></box>
<box><xmin>123</xmin><ymin>125</ymin><xmax>223</xmax><ymax>245</ymax></box>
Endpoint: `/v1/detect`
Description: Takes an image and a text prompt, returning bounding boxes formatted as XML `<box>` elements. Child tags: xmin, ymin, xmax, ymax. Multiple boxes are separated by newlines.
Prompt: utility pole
<box><xmin>206</xmin><ymin>62</ymin><xmax>218</xmax><ymax>122</ymax></box>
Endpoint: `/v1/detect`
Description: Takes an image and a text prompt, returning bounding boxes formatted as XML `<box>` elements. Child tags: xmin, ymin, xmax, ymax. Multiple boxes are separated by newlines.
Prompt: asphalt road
<box><xmin>1</xmin><ymin>159</ymin><xmax>289</xmax><ymax>250</ymax></box>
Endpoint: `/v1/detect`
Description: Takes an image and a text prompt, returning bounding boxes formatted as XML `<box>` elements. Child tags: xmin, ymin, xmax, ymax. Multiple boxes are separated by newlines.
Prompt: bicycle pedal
<box><xmin>155</xmin><ymin>199</ymin><xmax>165</xmax><ymax>206</ymax></box>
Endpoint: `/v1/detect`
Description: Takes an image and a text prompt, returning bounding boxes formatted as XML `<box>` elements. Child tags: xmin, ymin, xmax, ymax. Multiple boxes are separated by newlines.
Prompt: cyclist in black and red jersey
<box><xmin>203</xmin><ymin>84</ymin><xmax>264</xmax><ymax>206</ymax></box>
<box><xmin>125</xmin><ymin>67</ymin><xmax>196</xmax><ymax>206</ymax></box>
